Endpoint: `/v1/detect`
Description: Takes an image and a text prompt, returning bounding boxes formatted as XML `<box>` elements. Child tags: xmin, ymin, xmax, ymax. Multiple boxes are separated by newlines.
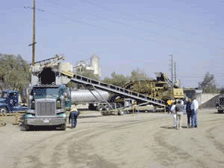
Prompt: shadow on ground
<box><xmin>79</xmin><ymin>115</ymin><xmax>102</xmax><ymax>118</ymax></box>
<box><xmin>20</xmin><ymin>125</ymin><xmax>67</xmax><ymax>131</ymax></box>
<box><xmin>160</xmin><ymin>126</ymin><xmax>189</xmax><ymax>129</ymax></box>
<box><xmin>213</xmin><ymin>112</ymin><xmax>224</xmax><ymax>114</ymax></box>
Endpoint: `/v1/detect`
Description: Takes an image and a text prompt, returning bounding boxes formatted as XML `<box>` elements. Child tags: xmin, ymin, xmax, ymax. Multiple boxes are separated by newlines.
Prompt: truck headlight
<box><xmin>57</xmin><ymin>100</ymin><xmax>61</xmax><ymax>109</ymax></box>
<box><xmin>57</xmin><ymin>113</ymin><xmax>66</xmax><ymax>118</ymax></box>
<box><xmin>25</xmin><ymin>113</ymin><xmax>35</xmax><ymax>119</ymax></box>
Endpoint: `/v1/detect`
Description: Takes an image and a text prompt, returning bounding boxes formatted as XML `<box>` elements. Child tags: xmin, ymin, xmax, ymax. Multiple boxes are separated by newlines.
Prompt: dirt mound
<box><xmin>200</xmin><ymin>94</ymin><xmax>221</xmax><ymax>108</ymax></box>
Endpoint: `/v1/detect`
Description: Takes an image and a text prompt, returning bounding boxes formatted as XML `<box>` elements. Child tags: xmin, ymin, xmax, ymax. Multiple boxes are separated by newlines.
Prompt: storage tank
<box><xmin>71</xmin><ymin>89</ymin><xmax>113</xmax><ymax>104</ymax></box>
<box><xmin>90</xmin><ymin>55</ymin><xmax>101</xmax><ymax>77</ymax></box>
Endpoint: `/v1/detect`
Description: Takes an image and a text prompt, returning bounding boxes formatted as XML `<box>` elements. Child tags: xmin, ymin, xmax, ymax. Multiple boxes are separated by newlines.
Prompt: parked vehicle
<box><xmin>0</xmin><ymin>90</ymin><xmax>27</xmax><ymax>113</ymax></box>
<box><xmin>216</xmin><ymin>95</ymin><xmax>224</xmax><ymax>113</ymax></box>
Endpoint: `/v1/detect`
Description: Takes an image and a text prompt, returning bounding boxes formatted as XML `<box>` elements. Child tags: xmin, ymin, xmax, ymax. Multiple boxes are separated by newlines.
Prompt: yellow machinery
<box><xmin>121</xmin><ymin>72</ymin><xmax>185</xmax><ymax>105</ymax></box>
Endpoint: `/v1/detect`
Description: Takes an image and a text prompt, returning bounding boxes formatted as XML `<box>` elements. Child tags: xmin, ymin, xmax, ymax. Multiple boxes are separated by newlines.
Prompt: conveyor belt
<box><xmin>61</xmin><ymin>71</ymin><xmax>166</xmax><ymax>107</ymax></box>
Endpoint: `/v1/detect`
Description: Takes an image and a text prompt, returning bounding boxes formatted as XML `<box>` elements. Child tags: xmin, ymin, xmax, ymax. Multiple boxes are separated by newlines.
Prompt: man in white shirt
<box><xmin>191</xmin><ymin>97</ymin><xmax>199</xmax><ymax>128</ymax></box>
<box><xmin>170</xmin><ymin>101</ymin><xmax>177</xmax><ymax>128</ymax></box>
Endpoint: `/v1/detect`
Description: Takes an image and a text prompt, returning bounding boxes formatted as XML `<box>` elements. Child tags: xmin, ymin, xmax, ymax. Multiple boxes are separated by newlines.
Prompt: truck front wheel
<box><xmin>0</xmin><ymin>107</ymin><xmax>8</xmax><ymax>114</ymax></box>
<box><xmin>218</xmin><ymin>110</ymin><xmax>223</xmax><ymax>113</ymax></box>
<box><xmin>60</xmin><ymin>124</ymin><xmax>66</xmax><ymax>130</ymax></box>
<box><xmin>24</xmin><ymin>124</ymin><xmax>32</xmax><ymax>131</ymax></box>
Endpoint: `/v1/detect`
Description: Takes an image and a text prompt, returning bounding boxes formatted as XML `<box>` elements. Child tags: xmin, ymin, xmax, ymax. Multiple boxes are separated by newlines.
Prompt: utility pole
<box><xmin>32</xmin><ymin>0</ymin><xmax>36</xmax><ymax>66</ymax></box>
<box><xmin>169</xmin><ymin>55</ymin><xmax>174</xmax><ymax>99</ymax></box>
<box><xmin>174</xmin><ymin>62</ymin><xmax>176</xmax><ymax>83</ymax></box>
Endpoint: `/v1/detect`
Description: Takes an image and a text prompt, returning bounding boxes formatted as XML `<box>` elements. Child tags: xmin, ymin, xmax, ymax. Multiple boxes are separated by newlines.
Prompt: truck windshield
<box><xmin>33</xmin><ymin>88</ymin><xmax>59</xmax><ymax>98</ymax></box>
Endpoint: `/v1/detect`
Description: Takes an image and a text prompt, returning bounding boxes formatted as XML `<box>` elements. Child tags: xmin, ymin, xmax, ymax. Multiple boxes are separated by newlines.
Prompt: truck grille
<box><xmin>220</xmin><ymin>98</ymin><xmax>224</xmax><ymax>105</ymax></box>
<box><xmin>36</xmin><ymin>99</ymin><xmax>56</xmax><ymax>116</ymax></box>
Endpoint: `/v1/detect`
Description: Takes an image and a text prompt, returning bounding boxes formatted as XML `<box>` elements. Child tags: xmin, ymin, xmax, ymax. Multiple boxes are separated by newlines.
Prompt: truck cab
<box><xmin>24</xmin><ymin>85</ymin><xmax>71</xmax><ymax>130</ymax></box>
<box><xmin>0</xmin><ymin>90</ymin><xmax>27</xmax><ymax>113</ymax></box>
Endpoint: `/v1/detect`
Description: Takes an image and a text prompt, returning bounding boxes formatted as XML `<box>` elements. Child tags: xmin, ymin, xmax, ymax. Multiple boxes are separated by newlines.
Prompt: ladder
<box><xmin>61</xmin><ymin>71</ymin><xmax>166</xmax><ymax>107</ymax></box>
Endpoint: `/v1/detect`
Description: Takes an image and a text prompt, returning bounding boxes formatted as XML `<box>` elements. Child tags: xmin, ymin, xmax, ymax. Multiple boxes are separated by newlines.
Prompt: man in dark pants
<box><xmin>191</xmin><ymin>97</ymin><xmax>199</xmax><ymax>128</ymax></box>
<box><xmin>69</xmin><ymin>106</ymin><xmax>80</xmax><ymax>128</ymax></box>
<box><xmin>186</xmin><ymin>98</ymin><xmax>192</xmax><ymax>128</ymax></box>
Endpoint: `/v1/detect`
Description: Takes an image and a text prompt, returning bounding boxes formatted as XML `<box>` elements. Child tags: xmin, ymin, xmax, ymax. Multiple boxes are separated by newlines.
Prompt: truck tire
<box><xmin>0</xmin><ymin>107</ymin><xmax>8</xmax><ymax>114</ymax></box>
<box><xmin>24</xmin><ymin>124</ymin><xmax>31</xmax><ymax>131</ymax></box>
<box><xmin>218</xmin><ymin>110</ymin><xmax>223</xmax><ymax>113</ymax></box>
<box><xmin>118</xmin><ymin>110</ymin><xmax>124</xmax><ymax>115</ymax></box>
<box><xmin>60</xmin><ymin>124</ymin><xmax>66</xmax><ymax>130</ymax></box>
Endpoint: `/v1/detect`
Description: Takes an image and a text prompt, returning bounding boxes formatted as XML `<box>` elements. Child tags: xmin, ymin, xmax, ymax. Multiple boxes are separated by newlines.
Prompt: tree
<box><xmin>0</xmin><ymin>54</ymin><xmax>31</xmax><ymax>91</ymax></box>
<box><xmin>130</xmin><ymin>68</ymin><xmax>150</xmax><ymax>81</ymax></box>
<box><xmin>220</xmin><ymin>87</ymin><xmax>224</xmax><ymax>94</ymax></box>
<box><xmin>198</xmin><ymin>72</ymin><xmax>219</xmax><ymax>93</ymax></box>
<box><xmin>102</xmin><ymin>72</ymin><xmax>129</xmax><ymax>86</ymax></box>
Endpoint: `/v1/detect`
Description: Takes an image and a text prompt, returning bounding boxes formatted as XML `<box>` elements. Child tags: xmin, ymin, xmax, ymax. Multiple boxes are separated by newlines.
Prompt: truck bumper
<box><xmin>25</xmin><ymin>117</ymin><xmax>66</xmax><ymax>126</ymax></box>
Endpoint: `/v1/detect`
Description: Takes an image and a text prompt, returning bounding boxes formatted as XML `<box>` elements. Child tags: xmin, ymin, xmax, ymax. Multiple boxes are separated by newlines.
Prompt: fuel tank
<box><xmin>71</xmin><ymin>89</ymin><xmax>113</xmax><ymax>104</ymax></box>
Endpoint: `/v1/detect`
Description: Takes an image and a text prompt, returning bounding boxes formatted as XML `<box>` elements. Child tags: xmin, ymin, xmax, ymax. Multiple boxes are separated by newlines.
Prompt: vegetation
<box><xmin>102</xmin><ymin>72</ymin><xmax>129</xmax><ymax>86</ymax></box>
<box><xmin>102</xmin><ymin>69</ymin><xmax>151</xmax><ymax>87</ymax></box>
<box><xmin>198</xmin><ymin>72</ymin><xmax>219</xmax><ymax>93</ymax></box>
<box><xmin>0</xmin><ymin>54</ymin><xmax>31</xmax><ymax>92</ymax></box>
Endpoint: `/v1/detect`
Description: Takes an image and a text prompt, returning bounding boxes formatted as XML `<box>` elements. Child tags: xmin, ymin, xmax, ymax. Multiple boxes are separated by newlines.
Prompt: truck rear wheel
<box><xmin>0</xmin><ymin>107</ymin><xmax>8</xmax><ymax>114</ymax></box>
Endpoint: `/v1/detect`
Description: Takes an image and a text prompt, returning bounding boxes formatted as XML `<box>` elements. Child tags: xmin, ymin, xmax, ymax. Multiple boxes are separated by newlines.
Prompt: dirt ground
<box><xmin>0</xmin><ymin>108</ymin><xmax>224</xmax><ymax>168</ymax></box>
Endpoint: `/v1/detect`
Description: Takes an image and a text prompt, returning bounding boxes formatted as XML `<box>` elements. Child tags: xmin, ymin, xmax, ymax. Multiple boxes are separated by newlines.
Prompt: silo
<box><xmin>90</xmin><ymin>55</ymin><xmax>101</xmax><ymax>77</ymax></box>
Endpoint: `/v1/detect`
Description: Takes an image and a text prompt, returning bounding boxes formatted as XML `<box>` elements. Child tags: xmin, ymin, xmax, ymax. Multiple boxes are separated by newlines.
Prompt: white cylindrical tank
<box><xmin>71</xmin><ymin>89</ymin><xmax>113</xmax><ymax>104</ymax></box>
<box><xmin>90</xmin><ymin>55</ymin><xmax>101</xmax><ymax>77</ymax></box>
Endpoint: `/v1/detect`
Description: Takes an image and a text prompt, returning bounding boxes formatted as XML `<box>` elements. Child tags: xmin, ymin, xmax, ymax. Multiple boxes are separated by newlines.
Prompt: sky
<box><xmin>0</xmin><ymin>0</ymin><xmax>224</xmax><ymax>88</ymax></box>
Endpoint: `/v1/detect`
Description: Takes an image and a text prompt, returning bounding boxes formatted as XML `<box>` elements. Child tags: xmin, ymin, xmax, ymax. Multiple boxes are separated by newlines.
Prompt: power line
<box><xmin>81</xmin><ymin>0</ymin><xmax>224</xmax><ymax>42</ymax></box>
<box><xmin>44</xmin><ymin>0</ymin><xmax>207</xmax><ymax>45</ymax></box>
<box><xmin>80</xmin><ymin>0</ymin><xmax>209</xmax><ymax>38</ymax></box>
<box><xmin>43</xmin><ymin>10</ymin><xmax>174</xmax><ymax>47</ymax></box>
<box><xmin>43</xmin><ymin>0</ymin><xmax>224</xmax><ymax>51</ymax></box>
<box><xmin>38</xmin><ymin>3</ymin><xmax>198</xmax><ymax>51</ymax></box>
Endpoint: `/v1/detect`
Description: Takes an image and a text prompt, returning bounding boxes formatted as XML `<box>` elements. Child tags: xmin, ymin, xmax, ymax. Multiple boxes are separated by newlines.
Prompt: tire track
<box><xmin>205</xmin><ymin>125</ymin><xmax>224</xmax><ymax>154</ymax></box>
<box><xmin>152</xmin><ymin>130</ymin><xmax>210</xmax><ymax>168</ymax></box>
<box><xmin>66</xmin><ymin>117</ymin><xmax>165</xmax><ymax>168</ymax></box>
<box><xmin>11</xmin><ymin>114</ymin><xmax>173</xmax><ymax>168</ymax></box>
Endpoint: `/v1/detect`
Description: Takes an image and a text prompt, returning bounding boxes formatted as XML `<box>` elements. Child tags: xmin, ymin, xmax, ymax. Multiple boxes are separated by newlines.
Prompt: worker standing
<box><xmin>167</xmin><ymin>99</ymin><xmax>172</xmax><ymax>114</ymax></box>
<box><xmin>175</xmin><ymin>100</ymin><xmax>185</xmax><ymax>130</ymax></box>
<box><xmin>186</xmin><ymin>98</ymin><xmax>192</xmax><ymax>128</ymax></box>
<box><xmin>170</xmin><ymin>101</ymin><xmax>177</xmax><ymax>128</ymax></box>
<box><xmin>69</xmin><ymin>106</ymin><xmax>80</xmax><ymax>128</ymax></box>
<box><xmin>191</xmin><ymin>97</ymin><xmax>199</xmax><ymax>128</ymax></box>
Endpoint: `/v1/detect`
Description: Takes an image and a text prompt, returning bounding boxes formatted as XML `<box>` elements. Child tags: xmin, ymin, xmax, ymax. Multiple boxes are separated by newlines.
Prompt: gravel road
<box><xmin>1</xmin><ymin>109</ymin><xmax>224</xmax><ymax>168</ymax></box>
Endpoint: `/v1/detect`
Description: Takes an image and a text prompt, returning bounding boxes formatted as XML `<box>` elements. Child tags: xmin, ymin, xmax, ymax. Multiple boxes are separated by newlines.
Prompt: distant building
<box><xmin>76</xmin><ymin>55</ymin><xmax>101</xmax><ymax>77</ymax></box>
